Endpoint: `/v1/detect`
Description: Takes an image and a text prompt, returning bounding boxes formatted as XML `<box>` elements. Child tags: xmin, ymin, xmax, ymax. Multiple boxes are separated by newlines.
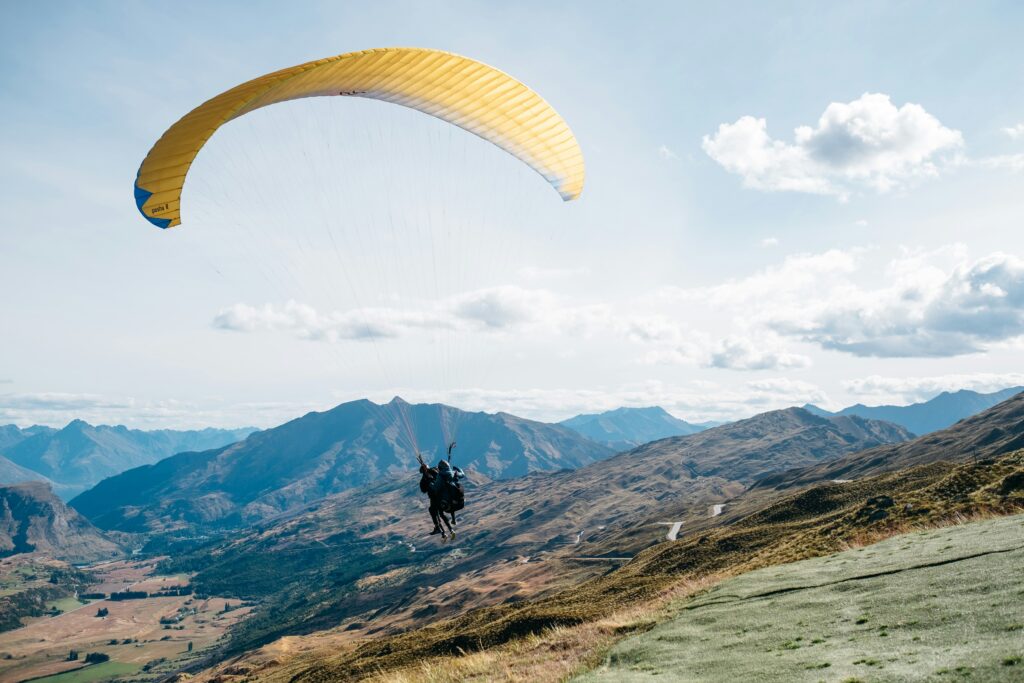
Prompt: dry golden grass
<box><xmin>364</xmin><ymin>575</ymin><xmax>722</xmax><ymax>683</ymax></box>
<box><xmin>367</xmin><ymin>505</ymin><xmax>1024</xmax><ymax>683</ymax></box>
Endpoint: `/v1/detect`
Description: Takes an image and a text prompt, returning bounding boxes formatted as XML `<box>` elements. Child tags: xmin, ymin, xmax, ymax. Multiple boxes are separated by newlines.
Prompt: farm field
<box><xmin>0</xmin><ymin>560</ymin><xmax>252</xmax><ymax>683</ymax></box>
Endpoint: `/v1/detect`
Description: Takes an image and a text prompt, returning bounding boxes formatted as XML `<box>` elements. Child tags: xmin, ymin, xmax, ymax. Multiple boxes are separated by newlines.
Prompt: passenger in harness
<box><xmin>417</xmin><ymin>442</ymin><xmax>465</xmax><ymax>540</ymax></box>
<box><xmin>435</xmin><ymin>458</ymin><xmax>466</xmax><ymax>521</ymax></box>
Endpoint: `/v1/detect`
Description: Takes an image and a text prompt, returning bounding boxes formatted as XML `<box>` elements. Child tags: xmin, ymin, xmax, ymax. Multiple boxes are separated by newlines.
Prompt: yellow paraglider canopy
<box><xmin>134</xmin><ymin>47</ymin><xmax>585</xmax><ymax>228</ymax></box>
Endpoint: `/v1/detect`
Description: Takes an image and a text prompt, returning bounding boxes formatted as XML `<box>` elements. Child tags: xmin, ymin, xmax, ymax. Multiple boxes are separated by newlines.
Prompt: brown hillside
<box><xmin>0</xmin><ymin>482</ymin><xmax>122</xmax><ymax>564</ymax></box>
<box><xmin>756</xmin><ymin>389</ymin><xmax>1024</xmax><ymax>491</ymax></box>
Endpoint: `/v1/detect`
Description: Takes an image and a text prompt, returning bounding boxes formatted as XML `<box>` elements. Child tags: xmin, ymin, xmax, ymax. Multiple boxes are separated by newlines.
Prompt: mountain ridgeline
<box><xmin>759</xmin><ymin>389</ymin><xmax>1024</xmax><ymax>491</ymax></box>
<box><xmin>71</xmin><ymin>398</ymin><xmax>615</xmax><ymax>533</ymax></box>
<box><xmin>805</xmin><ymin>386</ymin><xmax>1023</xmax><ymax>436</ymax></box>
<box><xmin>560</xmin><ymin>406</ymin><xmax>715</xmax><ymax>450</ymax></box>
<box><xmin>0</xmin><ymin>421</ymin><xmax>255</xmax><ymax>499</ymax></box>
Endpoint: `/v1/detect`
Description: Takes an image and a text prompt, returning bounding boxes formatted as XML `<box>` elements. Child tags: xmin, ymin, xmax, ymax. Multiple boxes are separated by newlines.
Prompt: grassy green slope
<box><xmin>582</xmin><ymin>513</ymin><xmax>1024</xmax><ymax>682</ymax></box>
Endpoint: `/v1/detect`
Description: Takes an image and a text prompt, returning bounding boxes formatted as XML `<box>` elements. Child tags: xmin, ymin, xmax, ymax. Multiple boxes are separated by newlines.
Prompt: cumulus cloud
<box><xmin>669</xmin><ymin>248</ymin><xmax>864</xmax><ymax>308</ymax></box>
<box><xmin>214</xmin><ymin>246</ymin><xmax>1024</xmax><ymax>365</ymax></box>
<box><xmin>703</xmin><ymin>93</ymin><xmax>963</xmax><ymax>199</ymax></box>
<box><xmin>451</xmin><ymin>286</ymin><xmax>553</xmax><ymax>329</ymax></box>
<box><xmin>1004</xmin><ymin>123</ymin><xmax>1024</xmax><ymax>140</ymax></box>
<box><xmin>842</xmin><ymin>373</ymin><xmax>1024</xmax><ymax>404</ymax></box>
<box><xmin>636</xmin><ymin>328</ymin><xmax>811</xmax><ymax>372</ymax></box>
<box><xmin>707</xmin><ymin>336</ymin><xmax>811</xmax><ymax>370</ymax></box>
<box><xmin>212</xmin><ymin>286</ymin><xmax>814</xmax><ymax>372</ymax></box>
<box><xmin>664</xmin><ymin>246</ymin><xmax>1024</xmax><ymax>359</ymax></box>
<box><xmin>214</xmin><ymin>287</ymin><xmax>616</xmax><ymax>343</ymax></box>
<box><xmin>213</xmin><ymin>300</ymin><xmax>451</xmax><ymax>341</ymax></box>
<box><xmin>761</xmin><ymin>237</ymin><xmax>780</xmax><ymax>247</ymax></box>
<box><xmin>658</xmin><ymin>144</ymin><xmax>679</xmax><ymax>160</ymax></box>
<box><xmin>776</xmin><ymin>251</ymin><xmax>1024</xmax><ymax>357</ymax></box>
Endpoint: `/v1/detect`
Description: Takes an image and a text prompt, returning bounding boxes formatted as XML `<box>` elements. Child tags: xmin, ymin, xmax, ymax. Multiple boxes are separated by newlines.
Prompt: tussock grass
<box><xmin>365</xmin><ymin>576</ymin><xmax>721</xmax><ymax>683</ymax></box>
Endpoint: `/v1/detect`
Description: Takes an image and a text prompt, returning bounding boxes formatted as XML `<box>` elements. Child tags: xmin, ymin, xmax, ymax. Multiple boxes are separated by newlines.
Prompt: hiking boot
<box><xmin>429</xmin><ymin>526</ymin><xmax>443</xmax><ymax>536</ymax></box>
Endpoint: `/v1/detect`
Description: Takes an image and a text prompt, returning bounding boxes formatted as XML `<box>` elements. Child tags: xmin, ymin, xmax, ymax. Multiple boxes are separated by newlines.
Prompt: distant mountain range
<box><xmin>560</xmin><ymin>406</ymin><xmax>718</xmax><ymax>450</ymax></box>
<box><xmin>762</xmin><ymin>389</ymin><xmax>1024</xmax><ymax>491</ymax></box>
<box><xmin>804</xmin><ymin>386</ymin><xmax>1023</xmax><ymax>436</ymax></box>
<box><xmin>71</xmin><ymin>398</ymin><xmax>615</xmax><ymax>533</ymax></box>
<box><xmin>0</xmin><ymin>421</ymin><xmax>255</xmax><ymax>499</ymax></box>
<box><xmin>0</xmin><ymin>482</ymin><xmax>122</xmax><ymax>563</ymax></box>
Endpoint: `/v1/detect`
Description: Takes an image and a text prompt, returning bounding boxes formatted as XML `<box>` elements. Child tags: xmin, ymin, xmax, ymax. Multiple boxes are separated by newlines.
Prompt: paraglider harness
<box><xmin>417</xmin><ymin>441</ymin><xmax>465</xmax><ymax>514</ymax></box>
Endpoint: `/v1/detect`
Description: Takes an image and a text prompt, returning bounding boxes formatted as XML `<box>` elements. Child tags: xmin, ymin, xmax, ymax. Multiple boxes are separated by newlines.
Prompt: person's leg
<box><xmin>428</xmin><ymin>504</ymin><xmax>443</xmax><ymax>534</ymax></box>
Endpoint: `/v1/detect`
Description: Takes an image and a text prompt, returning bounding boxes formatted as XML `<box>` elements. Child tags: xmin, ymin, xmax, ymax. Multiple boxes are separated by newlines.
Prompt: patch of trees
<box><xmin>142</xmin><ymin>657</ymin><xmax>166</xmax><ymax>672</ymax></box>
<box><xmin>80</xmin><ymin>592</ymin><xmax>107</xmax><ymax>600</ymax></box>
<box><xmin>96</xmin><ymin>607</ymin><xmax>109</xmax><ymax>617</ymax></box>
<box><xmin>84</xmin><ymin>652</ymin><xmax>110</xmax><ymax>664</ymax></box>
<box><xmin>109</xmin><ymin>590</ymin><xmax>148</xmax><ymax>601</ymax></box>
<box><xmin>150</xmin><ymin>584</ymin><xmax>193</xmax><ymax>597</ymax></box>
<box><xmin>0</xmin><ymin>584</ymin><xmax>70</xmax><ymax>632</ymax></box>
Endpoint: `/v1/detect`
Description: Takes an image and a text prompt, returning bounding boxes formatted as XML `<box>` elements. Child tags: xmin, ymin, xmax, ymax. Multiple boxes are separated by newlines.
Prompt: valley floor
<box><xmin>580</xmin><ymin>513</ymin><xmax>1024</xmax><ymax>682</ymax></box>
<box><xmin>0</xmin><ymin>560</ymin><xmax>252</xmax><ymax>683</ymax></box>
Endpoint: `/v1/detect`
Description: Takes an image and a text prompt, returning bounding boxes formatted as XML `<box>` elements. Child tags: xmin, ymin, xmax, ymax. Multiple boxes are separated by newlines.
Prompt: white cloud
<box><xmin>393</xmin><ymin>378</ymin><xmax>829</xmax><ymax>423</ymax></box>
<box><xmin>668</xmin><ymin>248</ymin><xmax>864</xmax><ymax>308</ymax></box>
<box><xmin>214</xmin><ymin>245</ymin><xmax>1024</xmax><ymax>366</ymax></box>
<box><xmin>658</xmin><ymin>144</ymin><xmax>679</xmax><ymax>160</ymax></box>
<box><xmin>707</xmin><ymin>336</ymin><xmax>811</xmax><ymax>370</ymax></box>
<box><xmin>971</xmin><ymin>153</ymin><xmax>1024</xmax><ymax>172</ymax></box>
<box><xmin>213</xmin><ymin>300</ymin><xmax>451</xmax><ymax>341</ymax></box>
<box><xmin>1004</xmin><ymin>123</ymin><xmax>1024</xmax><ymax>140</ymax></box>
<box><xmin>213</xmin><ymin>287</ymin><xmax>614</xmax><ymax>343</ymax></box>
<box><xmin>636</xmin><ymin>329</ymin><xmax>811</xmax><ymax>372</ymax></box>
<box><xmin>842</xmin><ymin>373</ymin><xmax>1024</xmax><ymax>404</ymax></box>
<box><xmin>778</xmin><ymin>250</ymin><xmax>1024</xmax><ymax>357</ymax></box>
<box><xmin>703</xmin><ymin>93</ymin><xmax>963</xmax><ymax>198</ymax></box>
<box><xmin>761</xmin><ymin>237</ymin><xmax>780</xmax><ymax>247</ymax></box>
<box><xmin>452</xmin><ymin>286</ymin><xmax>554</xmax><ymax>329</ymax></box>
<box><xmin>664</xmin><ymin>246</ymin><xmax>1024</xmax><ymax>359</ymax></box>
<box><xmin>0</xmin><ymin>392</ymin><xmax>310</xmax><ymax>429</ymax></box>
<box><xmin>213</xmin><ymin>286</ymin><xmax>816</xmax><ymax>372</ymax></box>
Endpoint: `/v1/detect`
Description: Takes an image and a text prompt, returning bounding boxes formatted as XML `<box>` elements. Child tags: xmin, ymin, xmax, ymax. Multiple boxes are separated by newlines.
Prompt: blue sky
<box><xmin>2</xmin><ymin>1</ymin><xmax>1023</xmax><ymax>428</ymax></box>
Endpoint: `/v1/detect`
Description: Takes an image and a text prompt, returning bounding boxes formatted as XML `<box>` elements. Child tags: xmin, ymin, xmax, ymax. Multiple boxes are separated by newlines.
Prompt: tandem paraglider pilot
<box><xmin>417</xmin><ymin>443</ymin><xmax>465</xmax><ymax>541</ymax></box>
